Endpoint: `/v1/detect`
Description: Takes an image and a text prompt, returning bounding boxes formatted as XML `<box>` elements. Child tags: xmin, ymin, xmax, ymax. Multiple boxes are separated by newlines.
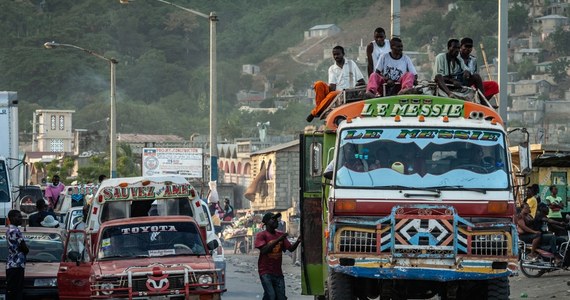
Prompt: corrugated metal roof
<box><xmin>251</xmin><ymin>139</ymin><xmax>299</xmax><ymax>155</ymax></box>
<box><xmin>310</xmin><ymin>24</ymin><xmax>337</xmax><ymax>30</ymax></box>
<box><xmin>536</xmin><ymin>14</ymin><xmax>567</xmax><ymax>20</ymax></box>
<box><xmin>117</xmin><ymin>133</ymin><xmax>185</xmax><ymax>143</ymax></box>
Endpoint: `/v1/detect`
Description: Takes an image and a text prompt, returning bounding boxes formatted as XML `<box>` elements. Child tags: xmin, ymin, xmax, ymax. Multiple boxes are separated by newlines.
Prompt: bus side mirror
<box><xmin>508</xmin><ymin>127</ymin><xmax>532</xmax><ymax>175</ymax></box>
<box><xmin>310</xmin><ymin>142</ymin><xmax>323</xmax><ymax>177</ymax></box>
<box><xmin>518</xmin><ymin>142</ymin><xmax>532</xmax><ymax>175</ymax></box>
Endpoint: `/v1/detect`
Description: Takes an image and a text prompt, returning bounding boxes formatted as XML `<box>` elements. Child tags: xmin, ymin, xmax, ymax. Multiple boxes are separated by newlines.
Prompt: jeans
<box><xmin>260</xmin><ymin>274</ymin><xmax>287</xmax><ymax>300</ymax></box>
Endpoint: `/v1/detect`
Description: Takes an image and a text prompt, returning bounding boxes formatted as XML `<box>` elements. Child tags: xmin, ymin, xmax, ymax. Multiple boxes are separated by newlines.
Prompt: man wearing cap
<box><xmin>255</xmin><ymin>212</ymin><xmax>301</xmax><ymax>300</ymax></box>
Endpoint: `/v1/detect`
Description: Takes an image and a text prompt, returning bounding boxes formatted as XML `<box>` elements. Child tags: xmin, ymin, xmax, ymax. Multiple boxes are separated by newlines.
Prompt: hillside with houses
<box><xmin>12</xmin><ymin>1</ymin><xmax>570</xmax><ymax>222</ymax></box>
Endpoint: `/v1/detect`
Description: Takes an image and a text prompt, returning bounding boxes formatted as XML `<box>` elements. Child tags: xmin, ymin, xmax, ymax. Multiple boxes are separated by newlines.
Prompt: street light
<box><xmin>43</xmin><ymin>41</ymin><xmax>119</xmax><ymax>179</ymax></box>
<box><xmin>120</xmin><ymin>0</ymin><xmax>219</xmax><ymax>182</ymax></box>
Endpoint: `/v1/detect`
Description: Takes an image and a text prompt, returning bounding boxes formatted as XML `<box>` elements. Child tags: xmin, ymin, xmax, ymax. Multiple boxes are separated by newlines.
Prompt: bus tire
<box><xmin>328</xmin><ymin>271</ymin><xmax>356</xmax><ymax>300</ymax></box>
<box><xmin>487</xmin><ymin>277</ymin><xmax>509</xmax><ymax>300</ymax></box>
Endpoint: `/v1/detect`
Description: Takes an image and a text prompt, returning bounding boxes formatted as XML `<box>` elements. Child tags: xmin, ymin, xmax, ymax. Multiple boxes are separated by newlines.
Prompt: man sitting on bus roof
<box><xmin>307</xmin><ymin>45</ymin><xmax>365</xmax><ymax>122</ymax></box>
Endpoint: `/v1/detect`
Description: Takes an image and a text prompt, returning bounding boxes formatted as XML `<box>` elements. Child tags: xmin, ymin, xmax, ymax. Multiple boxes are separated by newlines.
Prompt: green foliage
<box><xmin>549</xmin><ymin>57</ymin><xmax>570</xmax><ymax>83</ymax></box>
<box><xmin>0</xmin><ymin>0</ymin><xmax>535</xmax><ymax>147</ymax></box>
<box><xmin>46</xmin><ymin>157</ymin><xmax>75</xmax><ymax>184</ymax></box>
<box><xmin>548</xmin><ymin>27</ymin><xmax>570</xmax><ymax>56</ymax></box>
<box><xmin>509</xmin><ymin>2</ymin><xmax>530</xmax><ymax>36</ymax></box>
<box><xmin>513</xmin><ymin>59</ymin><xmax>536</xmax><ymax>80</ymax></box>
<box><xmin>76</xmin><ymin>155</ymin><xmax>108</xmax><ymax>184</ymax></box>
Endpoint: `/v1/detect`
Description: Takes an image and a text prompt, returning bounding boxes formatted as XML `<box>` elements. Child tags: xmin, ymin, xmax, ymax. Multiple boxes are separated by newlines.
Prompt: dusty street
<box><xmin>224</xmin><ymin>249</ymin><xmax>311</xmax><ymax>300</ymax></box>
<box><xmin>223</xmin><ymin>249</ymin><xmax>570</xmax><ymax>299</ymax></box>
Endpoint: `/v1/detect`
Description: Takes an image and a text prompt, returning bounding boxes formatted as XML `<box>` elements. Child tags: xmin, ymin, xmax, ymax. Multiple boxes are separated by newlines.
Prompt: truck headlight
<box><xmin>100</xmin><ymin>282</ymin><xmax>114</xmax><ymax>295</ymax></box>
<box><xmin>198</xmin><ymin>274</ymin><xmax>213</xmax><ymax>288</ymax></box>
<box><xmin>34</xmin><ymin>278</ymin><xmax>57</xmax><ymax>287</ymax></box>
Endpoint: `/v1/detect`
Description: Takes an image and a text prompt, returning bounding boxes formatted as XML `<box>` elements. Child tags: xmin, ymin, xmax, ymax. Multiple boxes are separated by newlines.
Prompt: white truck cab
<box><xmin>85</xmin><ymin>176</ymin><xmax>223</xmax><ymax>255</ymax></box>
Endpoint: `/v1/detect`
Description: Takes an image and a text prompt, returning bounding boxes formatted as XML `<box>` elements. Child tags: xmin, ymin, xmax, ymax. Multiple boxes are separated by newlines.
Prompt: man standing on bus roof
<box><xmin>366</xmin><ymin>27</ymin><xmax>391</xmax><ymax>77</ymax></box>
<box><xmin>255</xmin><ymin>212</ymin><xmax>301</xmax><ymax>300</ymax></box>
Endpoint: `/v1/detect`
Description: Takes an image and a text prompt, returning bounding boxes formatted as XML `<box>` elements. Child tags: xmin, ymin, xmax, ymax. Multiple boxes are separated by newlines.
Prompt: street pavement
<box><xmin>223</xmin><ymin>248</ymin><xmax>570</xmax><ymax>299</ymax></box>
<box><xmin>509</xmin><ymin>270</ymin><xmax>570</xmax><ymax>299</ymax></box>
<box><xmin>224</xmin><ymin>248</ymin><xmax>311</xmax><ymax>300</ymax></box>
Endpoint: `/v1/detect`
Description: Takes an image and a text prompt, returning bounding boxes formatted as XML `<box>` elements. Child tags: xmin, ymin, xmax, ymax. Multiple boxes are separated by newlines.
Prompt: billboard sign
<box><xmin>142</xmin><ymin>148</ymin><xmax>203</xmax><ymax>178</ymax></box>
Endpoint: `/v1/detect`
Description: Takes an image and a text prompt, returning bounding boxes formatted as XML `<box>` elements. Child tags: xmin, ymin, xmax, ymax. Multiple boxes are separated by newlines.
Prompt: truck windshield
<box><xmin>100</xmin><ymin>197</ymin><xmax>193</xmax><ymax>223</ymax></box>
<box><xmin>335</xmin><ymin>127</ymin><xmax>509</xmax><ymax>189</ymax></box>
<box><xmin>97</xmin><ymin>221</ymin><xmax>206</xmax><ymax>260</ymax></box>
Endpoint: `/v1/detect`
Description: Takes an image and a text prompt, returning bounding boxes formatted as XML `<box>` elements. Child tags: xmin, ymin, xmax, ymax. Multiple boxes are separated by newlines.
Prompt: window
<box><xmin>335</xmin><ymin>127</ymin><xmax>509</xmax><ymax>189</ymax></box>
<box><xmin>50</xmin><ymin>115</ymin><xmax>56</xmax><ymax>130</ymax></box>
<box><xmin>59</xmin><ymin>115</ymin><xmax>65</xmax><ymax>130</ymax></box>
<box><xmin>50</xmin><ymin>139</ymin><xmax>64</xmax><ymax>152</ymax></box>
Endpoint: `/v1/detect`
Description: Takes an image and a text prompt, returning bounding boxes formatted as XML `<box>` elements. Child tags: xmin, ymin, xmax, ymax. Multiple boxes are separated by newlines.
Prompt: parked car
<box><xmin>0</xmin><ymin>227</ymin><xmax>64</xmax><ymax>299</ymax></box>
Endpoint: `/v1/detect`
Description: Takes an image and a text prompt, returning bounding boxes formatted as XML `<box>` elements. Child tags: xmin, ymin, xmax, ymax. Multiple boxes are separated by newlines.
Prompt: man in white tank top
<box><xmin>366</xmin><ymin>27</ymin><xmax>390</xmax><ymax>77</ymax></box>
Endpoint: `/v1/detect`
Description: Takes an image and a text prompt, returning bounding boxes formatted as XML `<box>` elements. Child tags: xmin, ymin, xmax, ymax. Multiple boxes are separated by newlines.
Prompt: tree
<box><xmin>548</xmin><ymin>28</ymin><xmax>570</xmax><ymax>56</ymax></box>
<box><xmin>117</xmin><ymin>143</ymin><xmax>139</xmax><ymax>177</ymax></box>
<box><xmin>509</xmin><ymin>1</ymin><xmax>530</xmax><ymax>36</ymax></box>
<box><xmin>514</xmin><ymin>59</ymin><xmax>536</xmax><ymax>80</ymax></box>
<box><xmin>549</xmin><ymin>57</ymin><xmax>570</xmax><ymax>83</ymax></box>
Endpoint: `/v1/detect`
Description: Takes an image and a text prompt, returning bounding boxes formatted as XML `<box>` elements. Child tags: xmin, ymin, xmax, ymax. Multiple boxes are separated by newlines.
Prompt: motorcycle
<box><xmin>519</xmin><ymin>227</ymin><xmax>570</xmax><ymax>278</ymax></box>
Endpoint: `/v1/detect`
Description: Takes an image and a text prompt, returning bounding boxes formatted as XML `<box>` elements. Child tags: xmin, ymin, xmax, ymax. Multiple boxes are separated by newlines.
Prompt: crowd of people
<box><xmin>307</xmin><ymin>28</ymin><xmax>500</xmax><ymax>121</ymax></box>
<box><xmin>517</xmin><ymin>184</ymin><xmax>569</xmax><ymax>263</ymax></box>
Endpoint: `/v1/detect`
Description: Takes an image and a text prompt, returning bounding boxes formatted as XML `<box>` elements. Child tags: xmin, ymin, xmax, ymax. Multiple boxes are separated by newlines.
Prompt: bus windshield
<box><xmin>335</xmin><ymin>127</ymin><xmax>509</xmax><ymax>189</ymax></box>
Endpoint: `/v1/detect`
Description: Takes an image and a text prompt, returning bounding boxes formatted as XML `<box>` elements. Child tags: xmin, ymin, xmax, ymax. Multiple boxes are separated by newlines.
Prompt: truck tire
<box><xmin>328</xmin><ymin>271</ymin><xmax>356</xmax><ymax>300</ymax></box>
<box><xmin>487</xmin><ymin>277</ymin><xmax>509</xmax><ymax>300</ymax></box>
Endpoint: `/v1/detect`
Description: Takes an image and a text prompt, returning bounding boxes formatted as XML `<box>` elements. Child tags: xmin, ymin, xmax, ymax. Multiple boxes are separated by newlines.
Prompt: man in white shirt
<box><xmin>308</xmin><ymin>45</ymin><xmax>365</xmax><ymax>121</ymax></box>
<box><xmin>366</xmin><ymin>27</ymin><xmax>391</xmax><ymax>77</ymax></box>
<box><xmin>366</xmin><ymin>37</ymin><xmax>417</xmax><ymax>97</ymax></box>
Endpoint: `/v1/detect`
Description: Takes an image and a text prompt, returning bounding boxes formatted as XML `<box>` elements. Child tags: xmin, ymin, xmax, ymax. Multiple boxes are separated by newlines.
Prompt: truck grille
<box><xmin>333</xmin><ymin>205</ymin><xmax>515</xmax><ymax>258</ymax></box>
<box><xmin>91</xmin><ymin>266</ymin><xmax>222</xmax><ymax>298</ymax></box>
<box><xmin>338</xmin><ymin>228</ymin><xmax>377</xmax><ymax>253</ymax></box>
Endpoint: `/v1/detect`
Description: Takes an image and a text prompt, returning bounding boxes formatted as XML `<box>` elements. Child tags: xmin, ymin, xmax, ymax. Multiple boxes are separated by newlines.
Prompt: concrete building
<box><xmin>242</xmin><ymin>64</ymin><xmax>260</xmax><ymax>75</ymax></box>
<box><xmin>304</xmin><ymin>24</ymin><xmax>340</xmax><ymax>40</ymax></box>
<box><xmin>117</xmin><ymin>133</ymin><xmax>188</xmax><ymax>155</ymax></box>
<box><xmin>34</xmin><ymin>109</ymin><xmax>75</xmax><ymax>153</ymax></box>
<box><xmin>534</xmin><ymin>14</ymin><xmax>568</xmax><ymax>40</ymax></box>
<box><xmin>246</xmin><ymin>140</ymin><xmax>300</xmax><ymax>213</ymax></box>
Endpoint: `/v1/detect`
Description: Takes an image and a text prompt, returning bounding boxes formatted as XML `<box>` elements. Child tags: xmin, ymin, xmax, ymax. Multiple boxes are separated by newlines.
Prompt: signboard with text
<box><xmin>142</xmin><ymin>148</ymin><xmax>203</xmax><ymax>178</ymax></box>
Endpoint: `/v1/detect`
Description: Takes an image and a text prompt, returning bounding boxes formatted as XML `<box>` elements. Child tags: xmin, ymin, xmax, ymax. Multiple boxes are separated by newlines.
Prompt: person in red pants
<box><xmin>366</xmin><ymin>37</ymin><xmax>418</xmax><ymax>97</ymax></box>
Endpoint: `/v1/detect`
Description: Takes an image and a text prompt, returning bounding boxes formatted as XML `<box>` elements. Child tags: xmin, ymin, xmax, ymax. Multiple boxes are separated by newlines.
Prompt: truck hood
<box><xmin>94</xmin><ymin>256</ymin><xmax>215</xmax><ymax>277</ymax></box>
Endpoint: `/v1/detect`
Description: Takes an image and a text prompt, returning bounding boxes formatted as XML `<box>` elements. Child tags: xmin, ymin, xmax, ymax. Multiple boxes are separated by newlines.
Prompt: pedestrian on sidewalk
<box><xmin>255</xmin><ymin>212</ymin><xmax>301</xmax><ymax>300</ymax></box>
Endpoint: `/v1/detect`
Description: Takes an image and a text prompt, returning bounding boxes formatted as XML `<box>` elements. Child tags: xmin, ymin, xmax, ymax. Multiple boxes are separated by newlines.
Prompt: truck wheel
<box><xmin>328</xmin><ymin>271</ymin><xmax>356</xmax><ymax>300</ymax></box>
<box><xmin>487</xmin><ymin>277</ymin><xmax>509</xmax><ymax>300</ymax></box>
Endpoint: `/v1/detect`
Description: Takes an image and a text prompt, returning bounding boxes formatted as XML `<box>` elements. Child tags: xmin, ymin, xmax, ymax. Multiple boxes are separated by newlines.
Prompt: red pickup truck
<box><xmin>58</xmin><ymin>215</ymin><xmax>224</xmax><ymax>299</ymax></box>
